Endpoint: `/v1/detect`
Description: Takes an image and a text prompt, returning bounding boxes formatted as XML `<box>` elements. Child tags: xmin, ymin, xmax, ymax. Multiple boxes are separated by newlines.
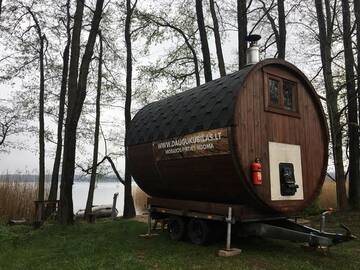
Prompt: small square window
<box><xmin>265</xmin><ymin>72</ymin><xmax>299</xmax><ymax>117</ymax></box>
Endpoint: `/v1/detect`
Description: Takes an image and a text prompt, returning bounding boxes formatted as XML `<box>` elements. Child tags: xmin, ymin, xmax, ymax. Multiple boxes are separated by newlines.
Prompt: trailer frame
<box><xmin>147</xmin><ymin>197</ymin><xmax>355</xmax><ymax>250</ymax></box>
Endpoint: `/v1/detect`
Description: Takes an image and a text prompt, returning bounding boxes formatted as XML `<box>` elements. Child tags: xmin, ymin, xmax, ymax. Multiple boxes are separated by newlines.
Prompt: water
<box><xmin>0</xmin><ymin>177</ymin><xmax>143</xmax><ymax>216</ymax></box>
<box><xmin>72</xmin><ymin>182</ymin><xmax>124</xmax><ymax>214</ymax></box>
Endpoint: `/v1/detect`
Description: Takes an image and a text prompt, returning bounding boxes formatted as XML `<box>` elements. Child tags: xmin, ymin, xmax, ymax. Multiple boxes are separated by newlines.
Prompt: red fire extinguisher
<box><xmin>251</xmin><ymin>158</ymin><xmax>262</xmax><ymax>185</ymax></box>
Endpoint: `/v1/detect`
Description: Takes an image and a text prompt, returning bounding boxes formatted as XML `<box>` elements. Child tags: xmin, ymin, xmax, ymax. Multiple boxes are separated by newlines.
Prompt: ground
<box><xmin>0</xmin><ymin>212</ymin><xmax>359</xmax><ymax>270</ymax></box>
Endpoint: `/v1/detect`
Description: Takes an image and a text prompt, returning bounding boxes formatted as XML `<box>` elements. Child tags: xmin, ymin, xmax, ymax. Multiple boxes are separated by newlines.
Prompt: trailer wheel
<box><xmin>187</xmin><ymin>218</ymin><xmax>210</xmax><ymax>245</ymax></box>
<box><xmin>168</xmin><ymin>216</ymin><xmax>186</xmax><ymax>241</ymax></box>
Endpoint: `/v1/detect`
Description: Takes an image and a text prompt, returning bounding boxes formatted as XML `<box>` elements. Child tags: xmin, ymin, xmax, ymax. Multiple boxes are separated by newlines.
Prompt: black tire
<box><xmin>187</xmin><ymin>218</ymin><xmax>210</xmax><ymax>245</ymax></box>
<box><xmin>168</xmin><ymin>216</ymin><xmax>186</xmax><ymax>241</ymax></box>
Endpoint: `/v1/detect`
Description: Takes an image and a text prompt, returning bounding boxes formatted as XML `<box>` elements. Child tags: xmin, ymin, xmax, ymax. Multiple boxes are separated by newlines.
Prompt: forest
<box><xmin>0</xmin><ymin>0</ymin><xmax>359</xmax><ymax>226</ymax></box>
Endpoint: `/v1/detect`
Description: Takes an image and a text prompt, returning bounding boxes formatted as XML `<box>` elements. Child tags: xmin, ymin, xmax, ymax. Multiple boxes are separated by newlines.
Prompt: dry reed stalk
<box><xmin>318</xmin><ymin>180</ymin><xmax>349</xmax><ymax>209</ymax></box>
<box><xmin>132</xmin><ymin>186</ymin><xmax>149</xmax><ymax>212</ymax></box>
<box><xmin>0</xmin><ymin>180</ymin><xmax>37</xmax><ymax>221</ymax></box>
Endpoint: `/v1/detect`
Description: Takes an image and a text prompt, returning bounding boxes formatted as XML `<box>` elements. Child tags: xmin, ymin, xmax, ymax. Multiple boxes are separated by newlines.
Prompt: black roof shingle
<box><xmin>128</xmin><ymin>65</ymin><xmax>252</xmax><ymax>145</ymax></box>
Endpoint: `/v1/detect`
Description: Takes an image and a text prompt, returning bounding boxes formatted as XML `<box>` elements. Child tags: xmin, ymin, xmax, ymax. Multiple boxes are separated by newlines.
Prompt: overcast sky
<box><xmin>0</xmin><ymin>5</ymin><xmax>324</xmax><ymax>174</ymax></box>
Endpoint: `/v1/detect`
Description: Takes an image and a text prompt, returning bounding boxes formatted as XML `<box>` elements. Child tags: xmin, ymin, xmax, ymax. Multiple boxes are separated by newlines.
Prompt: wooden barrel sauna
<box><xmin>128</xmin><ymin>59</ymin><xmax>328</xmax><ymax>215</ymax></box>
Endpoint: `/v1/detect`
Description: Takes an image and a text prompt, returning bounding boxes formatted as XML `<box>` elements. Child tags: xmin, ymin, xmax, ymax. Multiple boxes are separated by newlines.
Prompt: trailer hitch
<box><xmin>241</xmin><ymin>213</ymin><xmax>356</xmax><ymax>247</ymax></box>
<box><xmin>331</xmin><ymin>223</ymin><xmax>356</xmax><ymax>244</ymax></box>
<box><xmin>318</xmin><ymin>209</ymin><xmax>356</xmax><ymax>244</ymax></box>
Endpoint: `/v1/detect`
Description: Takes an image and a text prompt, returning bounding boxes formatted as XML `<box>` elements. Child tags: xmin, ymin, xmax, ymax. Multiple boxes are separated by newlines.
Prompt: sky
<box><xmin>0</xmin><ymin>2</ymin><xmax>327</xmax><ymax>175</ymax></box>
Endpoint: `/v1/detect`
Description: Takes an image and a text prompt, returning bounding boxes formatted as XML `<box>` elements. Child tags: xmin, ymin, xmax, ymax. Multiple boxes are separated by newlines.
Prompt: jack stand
<box><xmin>218</xmin><ymin>207</ymin><xmax>242</xmax><ymax>257</ymax></box>
<box><xmin>320</xmin><ymin>209</ymin><xmax>333</xmax><ymax>233</ymax></box>
<box><xmin>139</xmin><ymin>205</ymin><xmax>158</xmax><ymax>239</ymax></box>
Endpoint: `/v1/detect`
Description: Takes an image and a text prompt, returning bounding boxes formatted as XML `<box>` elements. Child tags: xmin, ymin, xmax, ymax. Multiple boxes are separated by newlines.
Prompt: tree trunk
<box><xmin>59</xmin><ymin>0</ymin><xmax>104</xmax><ymax>225</ymax></box>
<box><xmin>260</xmin><ymin>0</ymin><xmax>285</xmax><ymax>59</ymax></box>
<box><xmin>38</xmin><ymin>35</ymin><xmax>45</xmax><ymax>203</ymax></box>
<box><xmin>196</xmin><ymin>0</ymin><xmax>212</xmax><ymax>82</ymax></box>
<box><xmin>330</xmin><ymin>99</ymin><xmax>348</xmax><ymax>210</ymax></box>
<box><xmin>277</xmin><ymin>0</ymin><xmax>286</xmax><ymax>59</ymax></box>
<box><xmin>123</xmin><ymin>0</ymin><xmax>136</xmax><ymax>219</ymax></box>
<box><xmin>27</xmin><ymin>7</ymin><xmax>46</xmax><ymax>208</ymax></box>
<box><xmin>59</xmin><ymin>0</ymin><xmax>84</xmax><ymax>225</ymax></box>
<box><xmin>209</xmin><ymin>0</ymin><xmax>225</xmax><ymax>77</ymax></box>
<box><xmin>314</xmin><ymin>0</ymin><xmax>347</xmax><ymax>210</ymax></box>
<box><xmin>355</xmin><ymin>0</ymin><xmax>360</xmax><ymax>146</ymax></box>
<box><xmin>85</xmin><ymin>31</ymin><xmax>103</xmax><ymax>221</ymax></box>
<box><xmin>237</xmin><ymin>0</ymin><xmax>247</xmax><ymax>69</ymax></box>
<box><xmin>0</xmin><ymin>0</ymin><xmax>3</xmax><ymax>17</ymax></box>
<box><xmin>188</xmin><ymin>41</ymin><xmax>201</xmax><ymax>86</ymax></box>
<box><xmin>341</xmin><ymin>0</ymin><xmax>360</xmax><ymax>209</ymax></box>
<box><xmin>47</xmin><ymin>0</ymin><xmax>71</xmax><ymax>216</ymax></box>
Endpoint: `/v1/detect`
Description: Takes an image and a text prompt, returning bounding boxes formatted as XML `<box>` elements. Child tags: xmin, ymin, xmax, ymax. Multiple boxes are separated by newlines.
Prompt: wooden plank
<box><xmin>152</xmin><ymin>128</ymin><xmax>230</xmax><ymax>161</ymax></box>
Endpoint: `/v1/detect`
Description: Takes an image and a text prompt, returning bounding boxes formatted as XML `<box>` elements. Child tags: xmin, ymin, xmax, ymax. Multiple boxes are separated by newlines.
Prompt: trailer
<box><xmin>146</xmin><ymin>197</ymin><xmax>354</xmax><ymax>250</ymax></box>
<box><xmin>128</xmin><ymin>36</ymin><xmax>355</xmax><ymax>251</ymax></box>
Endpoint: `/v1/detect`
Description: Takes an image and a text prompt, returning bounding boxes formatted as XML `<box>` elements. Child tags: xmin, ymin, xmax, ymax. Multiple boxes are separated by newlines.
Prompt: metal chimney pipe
<box><xmin>246</xmin><ymin>34</ymin><xmax>261</xmax><ymax>65</ymax></box>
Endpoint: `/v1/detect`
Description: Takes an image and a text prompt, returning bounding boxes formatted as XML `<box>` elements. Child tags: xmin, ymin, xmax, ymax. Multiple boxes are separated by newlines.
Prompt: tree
<box><xmin>59</xmin><ymin>0</ymin><xmax>84</xmax><ymax>225</ymax></box>
<box><xmin>123</xmin><ymin>0</ymin><xmax>137</xmax><ymax>219</ymax></box>
<box><xmin>341</xmin><ymin>0</ymin><xmax>360</xmax><ymax>209</ymax></box>
<box><xmin>314</xmin><ymin>0</ymin><xmax>347</xmax><ymax>209</ymax></box>
<box><xmin>0</xmin><ymin>103</ymin><xmax>23</xmax><ymax>150</ymax></box>
<box><xmin>277</xmin><ymin>0</ymin><xmax>286</xmax><ymax>59</ymax></box>
<box><xmin>47</xmin><ymin>0</ymin><xmax>71</xmax><ymax>215</ymax></box>
<box><xmin>259</xmin><ymin>0</ymin><xmax>286</xmax><ymax>59</ymax></box>
<box><xmin>196</xmin><ymin>0</ymin><xmax>212</xmax><ymax>82</ymax></box>
<box><xmin>23</xmin><ymin>4</ymin><xmax>46</xmax><ymax>206</ymax></box>
<box><xmin>31</xmin><ymin>12</ymin><xmax>45</xmax><ymax>204</ymax></box>
<box><xmin>209</xmin><ymin>0</ymin><xmax>226</xmax><ymax>76</ymax></box>
<box><xmin>0</xmin><ymin>106</ymin><xmax>16</xmax><ymax>147</ymax></box>
<box><xmin>0</xmin><ymin>2</ymin><xmax>63</xmax><ymax>205</ymax></box>
<box><xmin>355</xmin><ymin>0</ymin><xmax>360</xmax><ymax>149</ymax></box>
<box><xmin>59</xmin><ymin>0</ymin><xmax>104</xmax><ymax>224</ymax></box>
<box><xmin>85</xmin><ymin>31</ymin><xmax>103</xmax><ymax>220</ymax></box>
<box><xmin>138</xmin><ymin>12</ymin><xmax>201</xmax><ymax>87</ymax></box>
<box><xmin>237</xmin><ymin>0</ymin><xmax>247</xmax><ymax>69</ymax></box>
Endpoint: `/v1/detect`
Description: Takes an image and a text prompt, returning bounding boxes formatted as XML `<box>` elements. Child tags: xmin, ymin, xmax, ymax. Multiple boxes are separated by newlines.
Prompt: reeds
<box><xmin>318</xmin><ymin>180</ymin><xmax>337</xmax><ymax>209</ymax></box>
<box><xmin>133</xmin><ymin>186</ymin><xmax>149</xmax><ymax>213</ymax></box>
<box><xmin>318</xmin><ymin>179</ymin><xmax>349</xmax><ymax>209</ymax></box>
<box><xmin>0</xmin><ymin>180</ymin><xmax>37</xmax><ymax>221</ymax></box>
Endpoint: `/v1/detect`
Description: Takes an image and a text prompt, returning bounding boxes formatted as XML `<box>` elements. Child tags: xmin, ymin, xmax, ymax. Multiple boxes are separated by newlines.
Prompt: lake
<box><xmin>0</xmin><ymin>177</ymin><xmax>146</xmax><ymax>217</ymax></box>
<box><xmin>72</xmin><ymin>181</ymin><xmax>125</xmax><ymax>215</ymax></box>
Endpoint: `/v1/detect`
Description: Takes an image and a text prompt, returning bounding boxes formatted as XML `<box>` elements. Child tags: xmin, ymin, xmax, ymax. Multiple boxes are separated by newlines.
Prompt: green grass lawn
<box><xmin>0</xmin><ymin>212</ymin><xmax>359</xmax><ymax>270</ymax></box>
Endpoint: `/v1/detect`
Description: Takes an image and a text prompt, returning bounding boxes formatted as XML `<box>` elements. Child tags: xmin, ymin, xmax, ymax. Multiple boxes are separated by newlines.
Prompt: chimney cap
<box><xmin>246</xmin><ymin>34</ymin><xmax>261</xmax><ymax>42</ymax></box>
<box><xmin>246</xmin><ymin>34</ymin><xmax>261</xmax><ymax>65</ymax></box>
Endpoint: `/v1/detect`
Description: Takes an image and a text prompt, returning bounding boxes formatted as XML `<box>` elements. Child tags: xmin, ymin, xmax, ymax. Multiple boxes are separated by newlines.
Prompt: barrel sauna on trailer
<box><xmin>128</xmin><ymin>36</ymin><xmax>354</xmax><ymax>248</ymax></box>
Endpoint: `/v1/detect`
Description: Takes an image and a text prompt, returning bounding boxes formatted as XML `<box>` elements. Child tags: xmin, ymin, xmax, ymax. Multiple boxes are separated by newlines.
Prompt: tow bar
<box><xmin>242</xmin><ymin>210</ymin><xmax>356</xmax><ymax>247</ymax></box>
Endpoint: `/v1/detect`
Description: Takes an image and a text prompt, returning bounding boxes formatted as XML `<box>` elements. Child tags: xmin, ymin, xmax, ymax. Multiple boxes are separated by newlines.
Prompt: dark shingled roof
<box><xmin>128</xmin><ymin>65</ymin><xmax>253</xmax><ymax>145</ymax></box>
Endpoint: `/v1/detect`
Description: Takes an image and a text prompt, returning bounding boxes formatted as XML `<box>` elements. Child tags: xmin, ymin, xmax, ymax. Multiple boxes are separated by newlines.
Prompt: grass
<box><xmin>0</xmin><ymin>211</ymin><xmax>359</xmax><ymax>270</ymax></box>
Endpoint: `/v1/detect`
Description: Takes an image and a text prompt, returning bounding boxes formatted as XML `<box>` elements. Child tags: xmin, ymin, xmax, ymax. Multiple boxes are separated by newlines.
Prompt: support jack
<box><xmin>218</xmin><ymin>207</ymin><xmax>242</xmax><ymax>257</ymax></box>
<box><xmin>139</xmin><ymin>205</ymin><xmax>159</xmax><ymax>239</ymax></box>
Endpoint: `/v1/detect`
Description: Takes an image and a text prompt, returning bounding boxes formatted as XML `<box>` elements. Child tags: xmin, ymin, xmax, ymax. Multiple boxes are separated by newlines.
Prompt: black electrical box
<box><xmin>279</xmin><ymin>163</ymin><xmax>299</xmax><ymax>196</ymax></box>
